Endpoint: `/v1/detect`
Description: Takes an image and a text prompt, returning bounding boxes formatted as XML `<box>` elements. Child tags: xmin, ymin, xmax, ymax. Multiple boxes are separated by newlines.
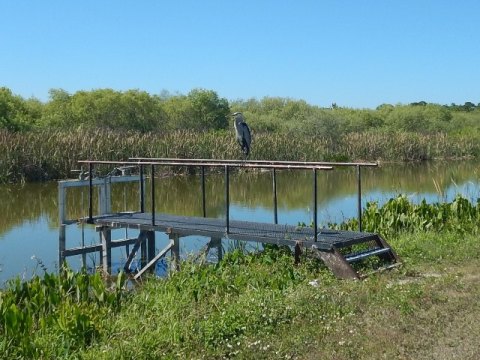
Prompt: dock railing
<box><xmin>77</xmin><ymin>158</ymin><xmax>378</xmax><ymax>241</ymax></box>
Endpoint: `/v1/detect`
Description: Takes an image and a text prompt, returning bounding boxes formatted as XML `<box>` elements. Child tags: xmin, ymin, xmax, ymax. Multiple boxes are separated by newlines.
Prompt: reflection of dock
<box><xmin>58</xmin><ymin>158</ymin><xmax>400</xmax><ymax>280</ymax></box>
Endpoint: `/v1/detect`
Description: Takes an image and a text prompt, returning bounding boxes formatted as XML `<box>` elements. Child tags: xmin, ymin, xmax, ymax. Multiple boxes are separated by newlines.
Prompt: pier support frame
<box><xmin>211</xmin><ymin>237</ymin><xmax>223</xmax><ymax>262</ymax></box>
<box><xmin>100</xmin><ymin>226</ymin><xmax>112</xmax><ymax>274</ymax></box>
<box><xmin>146</xmin><ymin>231</ymin><xmax>156</xmax><ymax>264</ymax></box>
<box><xmin>170</xmin><ymin>233</ymin><xmax>180</xmax><ymax>271</ymax></box>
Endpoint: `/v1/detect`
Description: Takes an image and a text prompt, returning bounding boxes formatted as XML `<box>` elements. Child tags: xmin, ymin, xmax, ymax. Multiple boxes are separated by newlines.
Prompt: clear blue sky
<box><xmin>1</xmin><ymin>0</ymin><xmax>479</xmax><ymax>108</ymax></box>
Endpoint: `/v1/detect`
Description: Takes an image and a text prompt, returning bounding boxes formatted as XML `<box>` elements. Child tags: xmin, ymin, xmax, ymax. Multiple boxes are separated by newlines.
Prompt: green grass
<box><xmin>2</xmin><ymin>196</ymin><xmax>480</xmax><ymax>359</ymax></box>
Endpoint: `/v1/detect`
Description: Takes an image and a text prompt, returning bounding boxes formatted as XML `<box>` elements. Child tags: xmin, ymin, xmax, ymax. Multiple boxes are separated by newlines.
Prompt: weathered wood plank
<box><xmin>133</xmin><ymin>240</ymin><xmax>174</xmax><ymax>280</ymax></box>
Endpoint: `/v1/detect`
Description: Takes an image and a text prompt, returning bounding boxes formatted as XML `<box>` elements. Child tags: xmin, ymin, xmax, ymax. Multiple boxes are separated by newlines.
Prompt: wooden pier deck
<box><xmin>92</xmin><ymin>212</ymin><xmax>378</xmax><ymax>251</ymax></box>
<box><xmin>59</xmin><ymin>158</ymin><xmax>400</xmax><ymax>280</ymax></box>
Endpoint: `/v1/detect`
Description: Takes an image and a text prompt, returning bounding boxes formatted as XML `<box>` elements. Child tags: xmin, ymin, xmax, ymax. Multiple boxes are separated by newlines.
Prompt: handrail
<box><xmin>78</xmin><ymin>158</ymin><xmax>373</xmax><ymax>240</ymax></box>
<box><xmin>129</xmin><ymin>157</ymin><xmax>378</xmax><ymax>167</ymax></box>
<box><xmin>128</xmin><ymin>157</ymin><xmax>377</xmax><ymax>231</ymax></box>
<box><xmin>78</xmin><ymin>159</ymin><xmax>333</xmax><ymax>171</ymax></box>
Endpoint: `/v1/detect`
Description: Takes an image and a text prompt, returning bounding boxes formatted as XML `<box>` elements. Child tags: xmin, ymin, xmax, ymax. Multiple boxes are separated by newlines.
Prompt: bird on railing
<box><xmin>232</xmin><ymin>112</ymin><xmax>251</xmax><ymax>158</ymax></box>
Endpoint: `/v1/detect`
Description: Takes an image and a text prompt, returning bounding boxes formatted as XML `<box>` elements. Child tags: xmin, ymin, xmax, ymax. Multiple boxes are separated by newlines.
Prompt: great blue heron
<box><xmin>232</xmin><ymin>112</ymin><xmax>251</xmax><ymax>157</ymax></box>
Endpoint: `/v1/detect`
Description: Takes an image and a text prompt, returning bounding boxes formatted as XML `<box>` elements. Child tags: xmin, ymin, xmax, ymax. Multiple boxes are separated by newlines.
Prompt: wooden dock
<box><xmin>59</xmin><ymin>158</ymin><xmax>400</xmax><ymax>280</ymax></box>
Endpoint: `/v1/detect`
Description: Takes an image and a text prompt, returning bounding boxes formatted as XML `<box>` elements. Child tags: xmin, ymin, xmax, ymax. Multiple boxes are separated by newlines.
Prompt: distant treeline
<box><xmin>2</xmin><ymin>86</ymin><xmax>480</xmax><ymax>183</ymax></box>
<box><xmin>1</xmin><ymin>86</ymin><xmax>479</xmax><ymax>137</ymax></box>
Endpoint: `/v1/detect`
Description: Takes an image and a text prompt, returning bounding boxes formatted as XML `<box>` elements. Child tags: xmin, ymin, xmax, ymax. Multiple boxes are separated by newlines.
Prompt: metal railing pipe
<box><xmin>88</xmin><ymin>163</ymin><xmax>93</xmax><ymax>223</ymax></box>
<box><xmin>129</xmin><ymin>157</ymin><xmax>378</xmax><ymax>168</ymax></box>
<box><xmin>225</xmin><ymin>165</ymin><xmax>230</xmax><ymax>234</ymax></box>
<box><xmin>139</xmin><ymin>164</ymin><xmax>145</xmax><ymax>213</ymax></box>
<box><xmin>151</xmin><ymin>164</ymin><xmax>155</xmax><ymax>226</ymax></box>
<box><xmin>313</xmin><ymin>168</ymin><xmax>318</xmax><ymax>242</ymax></box>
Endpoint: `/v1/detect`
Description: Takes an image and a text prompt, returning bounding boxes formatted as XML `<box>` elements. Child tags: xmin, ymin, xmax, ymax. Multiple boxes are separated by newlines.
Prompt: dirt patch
<box><xmin>414</xmin><ymin>264</ymin><xmax>480</xmax><ymax>360</ymax></box>
<box><xmin>306</xmin><ymin>261</ymin><xmax>480</xmax><ymax>359</ymax></box>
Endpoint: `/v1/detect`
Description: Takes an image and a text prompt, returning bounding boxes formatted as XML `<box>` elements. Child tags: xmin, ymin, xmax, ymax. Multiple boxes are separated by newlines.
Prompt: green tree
<box><xmin>0</xmin><ymin>87</ymin><xmax>40</xmax><ymax>130</ymax></box>
<box><xmin>42</xmin><ymin>89</ymin><xmax>166</xmax><ymax>131</ymax></box>
<box><xmin>385</xmin><ymin>104</ymin><xmax>452</xmax><ymax>133</ymax></box>
<box><xmin>187</xmin><ymin>89</ymin><xmax>230</xmax><ymax>130</ymax></box>
<box><xmin>161</xmin><ymin>89</ymin><xmax>229</xmax><ymax>131</ymax></box>
<box><xmin>41</xmin><ymin>89</ymin><xmax>73</xmax><ymax>127</ymax></box>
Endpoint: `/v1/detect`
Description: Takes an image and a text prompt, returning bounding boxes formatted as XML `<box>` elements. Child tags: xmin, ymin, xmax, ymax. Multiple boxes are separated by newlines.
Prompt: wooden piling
<box><xmin>100</xmin><ymin>226</ymin><xmax>112</xmax><ymax>274</ymax></box>
<box><xmin>170</xmin><ymin>233</ymin><xmax>180</xmax><ymax>271</ymax></box>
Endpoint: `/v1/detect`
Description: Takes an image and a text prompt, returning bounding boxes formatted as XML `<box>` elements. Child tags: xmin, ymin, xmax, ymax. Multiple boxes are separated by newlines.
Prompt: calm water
<box><xmin>1</xmin><ymin>160</ymin><xmax>480</xmax><ymax>285</ymax></box>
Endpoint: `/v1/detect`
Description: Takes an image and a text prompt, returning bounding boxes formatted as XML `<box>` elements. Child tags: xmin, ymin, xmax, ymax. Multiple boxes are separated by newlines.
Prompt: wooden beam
<box><xmin>124</xmin><ymin>231</ymin><xmax>147</xmax><ymax>272</ymax></box>
<box><xmin>133</xmin><ymin>240</ymin><xmax>174</xmax><ymax>280</ymax></box>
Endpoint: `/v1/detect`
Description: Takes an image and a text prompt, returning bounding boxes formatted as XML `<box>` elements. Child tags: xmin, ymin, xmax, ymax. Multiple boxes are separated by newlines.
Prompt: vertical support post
<box><xmin>313</xmin><ymin>168</ymin><xmax>318</xmax><ymax>242</ymax></box>
<box><xmin>272</xmin><ymin>168</ymin><xmax>278</xmax><ymax>224</ymax></box>
<box><xmin>211</xmin><ymin>237</ymin><xmax>223</xmax><ymax>262</ymax></box>
<box><xmin>101</xmin><ymin>226</ymin><xmax>112</xmax><ymax>274</ymax></box>
<box><xmin>201</xmin><ymin>165</ymin><xmax>206</xmax><ymax>217</ymax></box>
<box><xmin>151</xmin><ymin>164</ymin><xmax>155</xmax><ymax>226</ymax></box>
<box><xmin>170</xmin><ymin>233</ymin><xmax>180</xmax><ymax>271</ymax></box>
<box><xmin>58</xmin><ymin>183</ymin><xmax>66</xmax><ymax>270</ymax></box>
<box><xmin>88</xmin><ymin>162</ymin><xmax>93</xmax><ymax>223</ymax></box>
<box><xmin>140</xmin><ymin>235</ymin><xmax>147</xmax><ymax>269</ymax></box>
<box><xmin>146</xmin><ymin>231</ymin><xmax>155</xmax><ymax>265</ymax></box>
<box><xmin>294</xmin><ymin>242</ymin><xmax>302</xmax><ymax>265</ymax></box>
<box><xmin>139</xmin><ymin>164</ymin><xmax>145</xmax><ymax>213</ymax></box>
<box><xmin>357</xmin><ymin>165</ymin><xmax>362</xmax><ymax>232</ymax></box>
<box><xmin>225</xmin><ymin>165</ymin><xmax>230</xmax><ymax>234</ymax></box>
<box><xmin>59</xmin><ymin>224</ymin><xmax>66</xmax><ymax>269</ymax></box>
<box><xmin>217</xmin><ymin>238</ymin><xmax>223</xmax><ymax>262</ymax></box>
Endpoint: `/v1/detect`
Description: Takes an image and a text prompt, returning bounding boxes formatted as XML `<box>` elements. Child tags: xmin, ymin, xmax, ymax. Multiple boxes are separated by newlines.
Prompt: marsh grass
<box><xmin>1</xmin><ymin>128</ymin><xmax>479</xmax><ymax>183</ymax></box>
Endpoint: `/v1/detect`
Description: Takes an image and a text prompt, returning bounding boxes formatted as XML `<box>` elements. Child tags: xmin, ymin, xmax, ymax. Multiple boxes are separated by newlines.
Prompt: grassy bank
<box><xmin>2</xmin><ymin>196</ymin><xmax>480</xmax><ymax>359</ymax></box>
<box><xmin>1</xmin><ymin>128</ymin><xmax>479</xmax><ymax>183</ymax></box>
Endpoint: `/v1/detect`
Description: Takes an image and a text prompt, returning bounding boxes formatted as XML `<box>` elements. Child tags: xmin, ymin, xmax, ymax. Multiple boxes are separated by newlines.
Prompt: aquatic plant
<box><xmin>332</xmin><ymin>194</ymin><xmax>480</xmax><ymax>236</ymax></box>
<box><xmin>0</xmin><ymin>267</ymin><xmax>127</xmax><ymax>358</ymax></box>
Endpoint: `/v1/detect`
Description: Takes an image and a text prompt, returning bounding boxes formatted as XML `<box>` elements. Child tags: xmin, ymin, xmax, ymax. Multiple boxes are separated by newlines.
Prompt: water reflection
<box><xmin>1</xmin><ymin>159</ymin><xmax>479</xmax><ymax>284</ymax></box>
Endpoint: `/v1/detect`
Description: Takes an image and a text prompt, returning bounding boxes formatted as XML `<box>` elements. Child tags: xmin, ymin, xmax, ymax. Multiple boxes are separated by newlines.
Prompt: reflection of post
<box><xmin>272</xmin><ymin>169</ymin><xmax>278</xmax><ymax>224</ymax></box>
<box><xmin>101</xmin><ymin>226</ymin><xmax>111</xmax><ymax>274</ymax></box>
<box><xmin>201</xmin><ymin>166</ymin><xmax>206</xmax><ymax>217</ymax></box>
<box><xmin>210</xmin><ymin>237</ymin><xmax>223</xmax><ymax>262</ymax></box>
<box><xmin>99</xmin><ymin>177</ymin><xmax>111</xmax><ymax>215</ymax></box>
<box><xmin>170</xmin><ymin>233</ymin><xmax>180</xmax><ymax>271</ymax></box>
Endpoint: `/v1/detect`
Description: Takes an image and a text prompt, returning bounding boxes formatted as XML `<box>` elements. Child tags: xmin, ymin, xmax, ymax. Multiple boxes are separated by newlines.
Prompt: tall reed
<box><xmin>1</xmin><ymin>129</ymin><xmax>479</xmax><ymax>183</ymax></box>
